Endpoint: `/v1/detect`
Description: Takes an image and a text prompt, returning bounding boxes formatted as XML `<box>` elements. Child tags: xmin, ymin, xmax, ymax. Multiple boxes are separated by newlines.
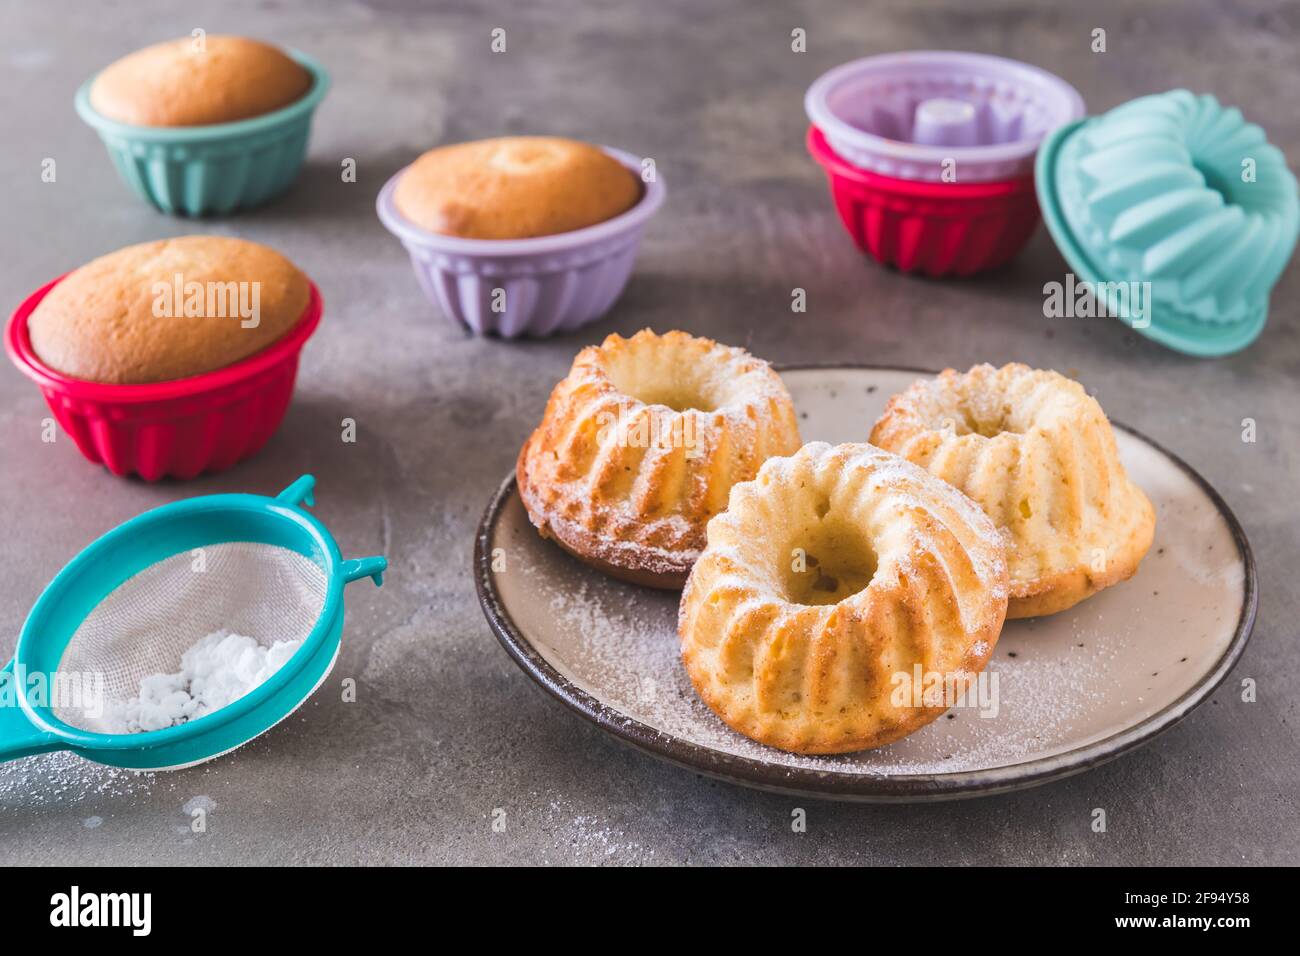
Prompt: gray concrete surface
<box><xmin>1</xmin><ymin>0</ymin><xmax>1297</xmax><ymax>865</ymax></box>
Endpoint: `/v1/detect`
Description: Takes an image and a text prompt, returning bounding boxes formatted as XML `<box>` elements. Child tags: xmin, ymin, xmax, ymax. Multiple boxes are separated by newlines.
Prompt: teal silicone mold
<box><xmin>75</xmin><ymin>51</ymin><xmax>330</xmax><ymax>217</ymax></box>
<box><xmin>0</xmin><ymin>476</ymin><xmax>385</xmax><ymax>771</ymax></box>
<box><xmin>1037</xmin><ymin>90</ymin><xmax>1299</xmax><ymax>356</ymax></box>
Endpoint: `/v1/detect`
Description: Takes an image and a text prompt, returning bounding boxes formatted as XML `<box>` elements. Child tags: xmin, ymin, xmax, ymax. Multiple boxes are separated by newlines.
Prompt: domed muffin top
<box><xmin>89</xmin><ymin>35</ymin><xmax>312</xmax><ymax>127</ymax></box>
<box><xmin>394</xmin><ymin>137</ymin><xmax>642</xmax><ymax>240</ymax></box>
<box><xmin>28</xmin><ymin>236</ymin><xmax>310</xmax><ymax>385</ymax></box>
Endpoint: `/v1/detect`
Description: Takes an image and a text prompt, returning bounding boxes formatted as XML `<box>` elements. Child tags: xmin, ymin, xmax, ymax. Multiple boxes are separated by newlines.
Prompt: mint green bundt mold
<box><xmin>1037</xmin><ymin>90</ymin><xmax>1298</xmax><ymax>356</ymax></box>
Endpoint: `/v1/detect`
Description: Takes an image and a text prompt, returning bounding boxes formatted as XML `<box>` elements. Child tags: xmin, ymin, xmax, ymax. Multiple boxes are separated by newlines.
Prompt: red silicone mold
<box><xmin>6</xmin><ymin>277</ymin><xmax>322</xmax><ymax>481</ymax></box>
<box><xmin>808</xmin><ymin>126</ymin><xmax>1041</xmax><ymax>277</ymax></box>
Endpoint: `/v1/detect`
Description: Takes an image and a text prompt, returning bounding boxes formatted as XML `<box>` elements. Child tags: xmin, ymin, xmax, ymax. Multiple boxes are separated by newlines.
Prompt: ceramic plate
<box><xmin>475</xmin><ymin>366</ymin><xmax>1256</xmax><ymax>802</ymax></box>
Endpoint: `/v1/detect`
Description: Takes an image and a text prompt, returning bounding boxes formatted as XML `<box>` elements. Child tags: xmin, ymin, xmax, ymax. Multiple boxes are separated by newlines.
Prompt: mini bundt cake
<box><xmin>870</xmin><ymin>363</ymin><xmax>1155</xmax><ymax>619</ymax></box>
<box><xmin>679</xmin><ymin>442</ymin><xmax>1009</xmax><ymax>754</ymax></box>
<box><xmin>517</xmin><ymin>329</ymin><xmax>802</xmax><ymax>588</ymax></box>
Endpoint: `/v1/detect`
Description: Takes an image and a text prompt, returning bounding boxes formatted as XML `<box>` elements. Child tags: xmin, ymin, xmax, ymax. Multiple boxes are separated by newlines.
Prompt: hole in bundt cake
<box><xmin>785</xmin><ymin>522</ymin><xmax>878</xmax><ymax>607</ymax></box>
<box><xmin>600</xmin><ymin>337</ymin><xmax>738</xmax><ymax>413</ymax></box>
<box><xmin>812</xmin><ymin>573</ymin><xmax>840</xmax><ymax>593</ymax></box>
<box><xmin>940</xmin><ymin>402</ymin><xmax>1024</xmax><ymax>438</ymax></box>
<box><xmin>625</xmin><ymin>384</ymin><xmax>715</xmax><ymax>413</ymax></box>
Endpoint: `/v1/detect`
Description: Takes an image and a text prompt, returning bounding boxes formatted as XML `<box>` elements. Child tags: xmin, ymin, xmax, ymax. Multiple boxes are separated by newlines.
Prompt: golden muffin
<box><xmin>89</xmin><ymin>35</ymin><xmax>312</xmax><ymax>127</ymax></box>
<box><xmin>29</xmin><ymin>236</ymin><xmax>310</xmax><ymax>385</ymax></box>
<box><xmin>394</xmin><ymin>137</ymin><xmax>642</xmax><ymax>240</ymax></box>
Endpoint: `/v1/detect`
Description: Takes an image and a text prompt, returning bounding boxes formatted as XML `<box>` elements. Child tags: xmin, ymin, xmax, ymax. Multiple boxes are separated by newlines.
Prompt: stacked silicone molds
<box><xmin>1037</xmin><ymin>90</ymin><xmax>1299</xmax><ymax>356</ymax></box>
<box><xmin>808</xmin><ymin>127</ymin><xmax>1043</xmax><ymax>276</ymax></box>
<box><xmin>6</xmin><ymin>278</ymin><xmax>322</xmax><ymax>481</ymax></box>
<box><xmin>806</xmin><ymin>51</ymin><xmax>1084</xmax><ymax>276</ymax></box>
<box><xmin>75</xmin><ymin>52</ymin><xmax>330</xmax><ymax>217</ymax></box>
<box><xmin>377</xmin><ymin>146</ymin><xmax>665</xmax><ymax>338</ymax></box>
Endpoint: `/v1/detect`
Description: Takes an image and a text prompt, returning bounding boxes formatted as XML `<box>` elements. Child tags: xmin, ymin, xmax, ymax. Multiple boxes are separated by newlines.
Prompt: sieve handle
<box><xmin>342</xmin><ymin>556</ymin><xmax>387</xmax><ymax>587</ymax></box>
<box><xmin>0</xmin><ymin>660</ymin><xmax>63</xmax><ymax>763</ymax></box>
<box><xmin>278</xmin><ymin>475</ymin><xmax>317</xmax><ymax>509</ymax></box>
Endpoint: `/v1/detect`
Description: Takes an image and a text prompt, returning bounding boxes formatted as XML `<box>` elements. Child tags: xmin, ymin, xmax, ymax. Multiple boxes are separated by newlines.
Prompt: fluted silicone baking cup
<box><xmin>1037</xmin><ymin>90</ymin><xmax>1299</xmax><ymax>357</ymax></box>
<box><xmin>6</xmin><ymin>277</ymin><xmax>322</xmax><ymax>480</ymax></box>
<box><xmin>74</xmin><ymin>51</ymin><xmax>329</xmax><ymax>217</ymax></box>
<box><xmin>376</xmin><ymin>147</ymin><xmax>665</xmax><ymax>338</ymax></box>
<box><xmin>805</xmin><ymin>51</ymin><xmax>1084</xmax><ymax>183</ymax></box>
<box><xmin>808</xmin><ymin>127</ymin><xmax>1040</xmax><ymax>276</ymax></box>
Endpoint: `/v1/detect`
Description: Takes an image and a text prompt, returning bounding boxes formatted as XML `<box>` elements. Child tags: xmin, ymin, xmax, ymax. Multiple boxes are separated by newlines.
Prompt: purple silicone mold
<box><xmin>377</xmin><ymin>146</ymin><xmax>665</xmax><ymax>338</ymax></box>
<box><xmin>805</xmin><ymin>51</ymin><xmax>1084</xmax><ymax>183</ymax></box>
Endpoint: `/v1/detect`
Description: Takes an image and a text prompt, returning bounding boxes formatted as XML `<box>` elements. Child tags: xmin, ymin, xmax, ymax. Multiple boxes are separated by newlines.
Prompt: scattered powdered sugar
<box><xmin>95</xmin><ymin>631</ymin><xmax>301</xmax><ymax>734</ymax></box>
<box><xmin>540</xmin><ymin>799</ymin><xmax>654</xmax><ymax>864</ymax></box>
<box><xmin>866</xmin><ymin>645</ymin><xmax>1110</xmax><ymax>775</ymax></box>
<box><xmin>529</xmin><ymin>563</ymin><xmax>1135</xmax><ymax>777</ymax></box>
<box><xmin>0</xmin><ymin>750</ymin><xmax>164</xmax><ymax>807</ymax></box>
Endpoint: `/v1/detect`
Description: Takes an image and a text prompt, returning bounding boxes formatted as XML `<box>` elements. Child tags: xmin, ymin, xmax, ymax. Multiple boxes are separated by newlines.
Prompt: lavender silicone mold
<box><xmin>805</xmin><ymin>51</ymin><xmax>1084</xmax><ymax>183</ymax></box>
<box><xmin>376</xmin><ymin>147</ymin><xmax>665</xmax><ymax>338</ymax></box>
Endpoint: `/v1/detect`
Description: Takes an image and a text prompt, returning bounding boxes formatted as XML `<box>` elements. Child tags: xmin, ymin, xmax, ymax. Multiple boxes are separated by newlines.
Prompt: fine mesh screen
<box><xmin>53</xmin><ymin>542</ymin><xmax>328</xmax><ymax>731</ymax></box>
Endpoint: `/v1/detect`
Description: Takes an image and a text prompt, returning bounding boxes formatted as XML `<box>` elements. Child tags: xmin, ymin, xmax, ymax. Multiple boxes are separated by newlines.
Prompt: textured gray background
<box><xmin>1</xmin><ymin>0</ymin><xmax>1296</xmax><ymax>865</ymax></box>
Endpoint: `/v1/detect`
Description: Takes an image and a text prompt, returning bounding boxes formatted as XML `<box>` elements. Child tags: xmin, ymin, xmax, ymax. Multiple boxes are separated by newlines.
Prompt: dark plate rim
<box><xmin>474</xmin><ymin>364</ymin><xmax>1258</xmax><ymax>802</ymax></box>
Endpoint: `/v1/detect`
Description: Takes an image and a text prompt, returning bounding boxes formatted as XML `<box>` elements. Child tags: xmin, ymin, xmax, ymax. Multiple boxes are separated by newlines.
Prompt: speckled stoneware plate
<box><xmin>475</xmin><ymin>366</ymin><xmax>1256</xmax><ymax>802</ymax></box>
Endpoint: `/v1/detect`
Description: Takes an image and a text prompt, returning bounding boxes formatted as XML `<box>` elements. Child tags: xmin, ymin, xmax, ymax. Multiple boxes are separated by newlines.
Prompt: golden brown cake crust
<box><xmin>870</xmin><ymin>363</ymin><xmax>1156</xmax><ymax>619</ymax></box>
<box><xmin>89</xmin><ymin>35</ymin><xmax>312</xmax><ymax>127</ymax></box>
<box><xmin>679</xmin><ymin>442</ymin><xmax>1009</xmax><ymax>755</ymax></box>
<box><xmin>517</xmin><ymin>330</ymin><xmax>802</xmax><ymax>588</ymax></box>
<box><xmin>516</xmin><ymin>440</ymin><xmax>691</xmax><ymax>590</ymax></box>
<box><xmin>394</xmin><ymin>137</ymin><xmax>642</xmax><ymax>240</ymax></box>
<box><xmin>28</xmin><ymin>236</ymin><xmax>310</xmax><ymax>385</ymax></box>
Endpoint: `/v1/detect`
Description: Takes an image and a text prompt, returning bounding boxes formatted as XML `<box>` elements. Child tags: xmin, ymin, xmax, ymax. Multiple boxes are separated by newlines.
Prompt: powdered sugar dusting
<box><xmin>529</xmin><ymin>562</ymin><xmax>1132</xmax><ymax>776</ymax></box>
<box><xmin>0</xmin><ymin>750</ymin><xmax>165</xmax><ymax>808</ymax></box>
<box><xmin>539</xmin><ymin>799</ymin><xmax>655</xmax><ymax>864</ymax></box>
